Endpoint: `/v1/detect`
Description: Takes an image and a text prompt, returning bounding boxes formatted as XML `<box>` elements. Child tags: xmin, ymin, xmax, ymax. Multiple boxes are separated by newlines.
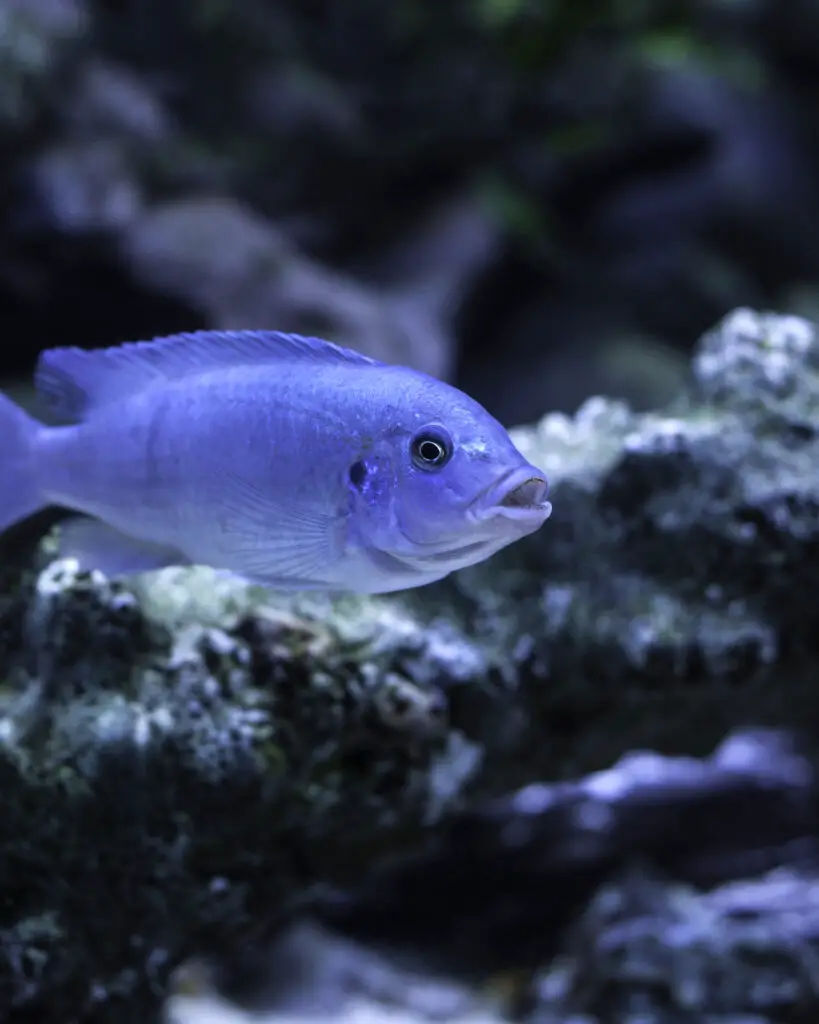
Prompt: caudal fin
<box><xmin>0</xmin><ymin>391</ymin><xmax>44</xmax><ymax>533</ymax></box>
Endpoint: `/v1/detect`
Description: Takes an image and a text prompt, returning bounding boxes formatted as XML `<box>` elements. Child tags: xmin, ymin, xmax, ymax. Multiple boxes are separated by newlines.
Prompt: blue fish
<box><xmin>0</xmin><ymin>330</ymin><xmax>551</xmax><ymax>593</ymax></box>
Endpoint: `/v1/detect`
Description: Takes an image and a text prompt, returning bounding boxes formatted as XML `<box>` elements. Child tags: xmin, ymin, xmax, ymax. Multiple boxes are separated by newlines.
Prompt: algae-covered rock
<box><xmin>2</xmin><ymin>307</ymin><xmax>819</xmax><ymax>1021</ymax></box>
<box><xmin>0</xmin><ymin>560</ymin><xmax>487</xmax><ymax>1021</ymax></box>
<box><xmin>165</xmin><ymin>730</ymin><xmax>819</xmax><ymax>1024</ymax></box>
<box><xmin>458</xmin><ymin>307</ymin><xmax>819</xmax><ymax>658</ymax></box>
<box><xmin>427</xmin><ymin>307</ymin><xmax>819</xmax><ymax>779</ymax></box>
<box><xmin>530</xmin><ymin>866</ymin><xmax>819</xmax><ymax>1021</ymax></box>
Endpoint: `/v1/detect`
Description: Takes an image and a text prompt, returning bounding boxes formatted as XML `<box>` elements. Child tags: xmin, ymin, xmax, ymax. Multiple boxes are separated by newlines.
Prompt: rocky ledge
<box><xmin>1</xmin><ymin>307</ymin><xmax>819</xmax><ymax>1022</ymax></box>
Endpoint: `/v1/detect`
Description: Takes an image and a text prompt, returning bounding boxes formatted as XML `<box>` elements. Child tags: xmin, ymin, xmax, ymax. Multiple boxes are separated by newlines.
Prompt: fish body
<box><xmin>0</xmin><ymin>330</ymin><xmax>551</xmax><ymax>593</ymax></box>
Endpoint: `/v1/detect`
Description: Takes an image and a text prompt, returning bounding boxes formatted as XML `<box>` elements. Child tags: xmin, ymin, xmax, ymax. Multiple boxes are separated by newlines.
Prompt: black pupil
<box><xmin>418</xmin><ymin>438</ymin><xmax>444</xmax><ymax>463</ymax></box>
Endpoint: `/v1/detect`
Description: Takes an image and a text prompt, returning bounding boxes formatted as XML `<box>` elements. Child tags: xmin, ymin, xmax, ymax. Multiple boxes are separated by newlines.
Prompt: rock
<box><xmin>166</xmin><ymin>730</ymin><xmax>819</xmax><ymax>1023</ymax></box>
<box><xmin>0</xmin><ymin>561</ymin><xmax>487</xmax><ymax>1020</ymax></box>
<box><xmin>0</xmin><ymin>0</ymin><xmax>88</xmax><ymax>133</ymax></box>
<box><xmin>22</xmin><ymin>58</ymin><xmax>174</xmax><ymax>236</ymax></box>
<box><xmin>3</xmin><ymin>307</ymin><xmax>819</xmax><ymax>1021</ymax></box>
<box><xmin>29</xmin><ymin>139</ymin><xmax>144</xmax><ymax>234</ymax></box>
<box><xmin>529</xmin><ymin>866</ymin><xmax>819</xmax><ymax>1021</ymax></box>
<box><xmin>121</xmin><ymin>197</ymin><xmax>465</xmax><ymax>377</ymax></box>
<box><xmin>425</xmin><ymin>308</ymin><xmax>819</xmax><ymax>780</ymax></box>
<box><xmin>309</xmin><ymin>729</ymin><xmax>818</xmax><ymax>973</ymax></box>
<box><xmin>64</xmin><ymin>59</ymin><xmax>173</xmax><ymax>144</ymax></box>
<box><xmin>8</xmin><ymin>0</ymin><xmax>819</xmax><ymax>424</ymax></box>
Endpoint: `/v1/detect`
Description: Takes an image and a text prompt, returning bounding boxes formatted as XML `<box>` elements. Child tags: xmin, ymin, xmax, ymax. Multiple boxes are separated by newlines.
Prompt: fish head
<box><xmin>347</xmin><ymin>374</ymin><xmax>552</xmax><ymax>578</ymax></box>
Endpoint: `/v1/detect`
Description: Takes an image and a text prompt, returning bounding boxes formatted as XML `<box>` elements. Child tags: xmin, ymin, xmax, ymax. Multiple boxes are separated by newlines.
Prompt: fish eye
<box><xmin>410</xmin><ymin>428</ymin><xmax>452</xmax><ymax>470</ymax></box>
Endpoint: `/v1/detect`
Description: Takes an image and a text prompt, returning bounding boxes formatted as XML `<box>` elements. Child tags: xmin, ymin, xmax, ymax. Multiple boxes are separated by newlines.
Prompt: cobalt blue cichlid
<box><xmin>0</xmin><ymin>330</ymin><xmax>551</xmax><ymax>593</ymax></box>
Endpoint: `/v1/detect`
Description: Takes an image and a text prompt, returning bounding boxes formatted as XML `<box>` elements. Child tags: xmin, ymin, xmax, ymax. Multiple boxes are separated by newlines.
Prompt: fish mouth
<box><xmin>470</xmin><ymin>466</ymin><xmax>552</xmax><ymax>525</ymax></box>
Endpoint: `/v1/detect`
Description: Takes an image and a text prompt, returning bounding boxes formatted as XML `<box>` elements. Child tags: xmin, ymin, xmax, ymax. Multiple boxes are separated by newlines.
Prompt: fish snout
<box><xmin>499</xmin><ymin>475</ymin><xmax>549</xmax><ymax>510</ymax></box>
<box><xmin>471</xmin><ymin>466</ymin><xmax>552</xmax><ymax>525</ymax></box>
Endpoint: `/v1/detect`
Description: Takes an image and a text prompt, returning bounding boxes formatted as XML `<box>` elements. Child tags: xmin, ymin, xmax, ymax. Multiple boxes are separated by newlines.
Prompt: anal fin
<box><xmin>57</xmin><ymin>516</ymin><xmax>187</xmax><ymax>579</ymax></box>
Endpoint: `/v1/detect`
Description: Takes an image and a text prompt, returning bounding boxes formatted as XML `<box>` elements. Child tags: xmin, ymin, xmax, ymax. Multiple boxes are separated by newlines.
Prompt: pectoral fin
<box><xmin>216</xmin><ymin>470</ymin><xmax>348</xmax><ymax>588</ymax></box>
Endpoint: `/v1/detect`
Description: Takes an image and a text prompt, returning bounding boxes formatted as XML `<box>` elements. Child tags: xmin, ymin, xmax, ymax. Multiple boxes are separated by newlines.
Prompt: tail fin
<box><xmin>0</xmin><ymin>391</ymin><xmax>44</xmax><ymax>533</ymax></box>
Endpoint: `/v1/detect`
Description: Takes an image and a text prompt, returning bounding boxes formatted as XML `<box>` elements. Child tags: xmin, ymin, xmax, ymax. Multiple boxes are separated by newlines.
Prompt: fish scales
<box><xmin>0</xmin><ymin>330</ymin><xmax>551</xmax><ymax>593</ymax></box>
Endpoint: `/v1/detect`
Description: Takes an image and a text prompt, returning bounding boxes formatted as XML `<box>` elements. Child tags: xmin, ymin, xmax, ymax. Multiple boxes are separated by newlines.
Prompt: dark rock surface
<box><xmin>165</xmin><ymin>730</ymin><xmax>819</xmax><ymax>1024</ymax></box>
<box><xmin>424</xmin><ymin>307</ymin><xmax>819</xmax><ymax>784</ymax></box>
<box><xmin>311</xmin><ymin>729</ymin><xmax>818</xmax><ymax>972</ymax></box>
<box><xmin>2</xmin><ymin>307</ymin><xmax>819</xmax><ymax>1022</ymax></box>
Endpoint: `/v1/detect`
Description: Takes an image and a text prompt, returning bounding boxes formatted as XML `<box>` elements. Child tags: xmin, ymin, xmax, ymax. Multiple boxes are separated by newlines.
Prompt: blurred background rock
<box><xmin>3</xmin><ymin>0</ymin><xmax>819</xmax><ymax>423</ymax></box>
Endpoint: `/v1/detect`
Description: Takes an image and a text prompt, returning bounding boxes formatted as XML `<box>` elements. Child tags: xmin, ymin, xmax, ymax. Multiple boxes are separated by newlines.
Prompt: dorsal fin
<box><xmin>35</xmin><ymin>329</ymin><xmax>383</xmax><ymax>421</ymax></box>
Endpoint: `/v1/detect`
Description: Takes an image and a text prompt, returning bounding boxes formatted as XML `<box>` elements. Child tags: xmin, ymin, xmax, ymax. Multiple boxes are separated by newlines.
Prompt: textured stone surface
<box><xmin>165</xmin><ymin>730</ymin><xmax>819</xmax><ymax>1024</ymax></box>
<box><xmin>0</xmin><ymin>561</ymin><xmax>486</xmax><ymax>1021</ymax></box>
<box><xmin>428</xmin><ymin>308</ymin><xmax>819</xmax><ymax>780</ymax></box>
<box><xmin>2</xmin><ymin>309</ymin><xmax>819</xmax><ymax>1021</ymax></box>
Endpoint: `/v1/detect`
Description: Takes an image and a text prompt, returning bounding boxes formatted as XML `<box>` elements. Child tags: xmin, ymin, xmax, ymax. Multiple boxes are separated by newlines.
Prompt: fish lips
<box><xmin>469</xmin><ymin>466</ymin><xmax>552</xmax><ymax>527</ymax></box>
